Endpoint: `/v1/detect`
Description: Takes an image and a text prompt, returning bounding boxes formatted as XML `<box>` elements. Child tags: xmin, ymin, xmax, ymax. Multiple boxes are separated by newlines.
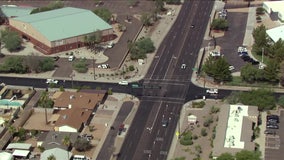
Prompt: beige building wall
<box><xmin>9</xmin><ymin>18</ymin><xmax>52</xmax><ymax>47</ymax></box>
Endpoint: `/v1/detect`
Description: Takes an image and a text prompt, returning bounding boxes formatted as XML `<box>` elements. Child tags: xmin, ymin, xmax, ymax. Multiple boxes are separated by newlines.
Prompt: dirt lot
<box><xmin>172</xmin><ymin>99</ymin><xmax>225</xmax><ymax>160</ymax></box>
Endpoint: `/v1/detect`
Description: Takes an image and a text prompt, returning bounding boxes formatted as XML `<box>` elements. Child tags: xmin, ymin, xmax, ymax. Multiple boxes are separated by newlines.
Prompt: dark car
<box><xmin>266</xmin><ymin>124</ymin><xmax>279</xmax><ymax>129</ymax></box>
<box><xmin>241</xmin><ymin>55</ymin><xmax>251</xmax><ymax>61</ymax></box>
<box><xmin>267</xmin><ymin>118</ymin><xmax>279</xmax><ymax>124</ymax></box>
<box><xmin>53</xmin><ymin>56</ymin><xmax>60</xmax><ymax>61</ymax></box>
<box><xmin>267</xmin><ymin>115</ymin><xmax>279</xmax><ymax>123</ymax></box>
<box><xmin>162</xmin><ymin>120</ymin><xmax>168</xmax><ymax>127</ymax></box>
<box><xmin>251</xmin><ymin>60</ymin><xmax>259</xmax><ymax>65</ymax></box>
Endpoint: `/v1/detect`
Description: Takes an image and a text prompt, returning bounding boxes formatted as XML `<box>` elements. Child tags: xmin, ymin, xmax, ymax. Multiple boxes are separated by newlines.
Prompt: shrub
<box><xmin>129</xmin><ymin>65</ymin><xmax>135</xmax><ymax>71</ymax></box>
<box><xmin>201</xmin><ymin>128</ymin><xmax>207</xmax><ymax>137</ymax></box>
<box><xmin>210</xmin><ymin>106</ymin><xmax>220</xmax><ymax>114</ymax></box>
<box><xmin>211</xmin><ymin>18</ymin><xmax>229</xmax><ymax>31</ymax></box>
<box><xmin>192</xmin><ymin>101</ymin><xmax>205</xmax><ymax>108</ymax></box>
<box><xmin>203</xmin><ymin>116</ymin><xmax>213</xmax><ymax>127</ymax></box>
<box><xmin>180</xmin><ymin>131</ymin><xmax>193</xmax><ymax>146</ymax></box>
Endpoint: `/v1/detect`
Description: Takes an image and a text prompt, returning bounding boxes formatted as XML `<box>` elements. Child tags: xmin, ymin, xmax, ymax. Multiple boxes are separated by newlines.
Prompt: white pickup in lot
<box><xmin>206</xmin><ymin>88</ymin><xmax>218</xmax><ymax>94</ymax></box>
<box><xmin>209</xmin><ymin>51</ymin><xmax>221</xmax><ymax>57</ymax></box>
<box><xmin>98</xmin><ymin>64</ymin><xmax>110</xmax><ymax>69</ymax></box>
<box><xmin>46</xmin><ymin>79</ymin><xmax>58</xmax><ymax>84</ymax></box>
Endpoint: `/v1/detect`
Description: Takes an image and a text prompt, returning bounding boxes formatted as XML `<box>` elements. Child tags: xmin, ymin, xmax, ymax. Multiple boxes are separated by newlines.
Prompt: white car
<box><xmin>209</xmin><ymin>51</ymin><xmax>221</xmax><ymax>57</ymax></box>
<box><xmin>46</xmin><ymin>79</ymin><xmax>58</xmax><ymax>84</ymax></box>
<box><xmin>238</xmin><ymin>46</ymin><xmax>247</xmax><ymax>53</ymax></box>
<box><xmin>107</xmin><ymin>41</ymin><xmax>114</xmax><ymax>48</ymax></box>
<box><xmin>181</xmin><ymin>64</ymin><xmax>187</xmax><ymax>69</ymax></box>
<box><xmin>206</xmin><ymin>88</ymin><xmax>218</xmax><ymax>94</ymax></box>
<box><xmin>229</xmin><ymin>65</ymin><xmax>235</xmax><ymax>71</ymax></box>
<box><xmin>118</xmin><ymin>81</ymin><xmax>128</xmax><ymax>86</ymax></box>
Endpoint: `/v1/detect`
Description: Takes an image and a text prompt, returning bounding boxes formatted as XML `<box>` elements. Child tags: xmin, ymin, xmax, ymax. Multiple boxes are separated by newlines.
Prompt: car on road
<box><xmin>162</xmin><ymin>120</ymin><xmax>168</xmax><ymax>127</ymax></box>
<box><xmin>46</xmin><ymin>79</ymin><xmax>58</xmax><ymax>84</ymax></box>
<box><xmin>209</xmin><ymin>51</ymin><xmax>221</xmax><ymax>57</ymax></box>
<box><xmin>238</xmin><ymin>46</ymin><xmax>248</xmax><ymax>53</ymax></box>
<box><xmin>181</xmin><ymin>64</ymin><xmax>187</xmax><ymax>69</ymax></box>
<box><xmin>206</xmin><ymin>88</ymin><xmax>218</xmax><ymax>94</ymax></box>
<box><xmin>118</xmin><ymin>81</ymin><xmax>128</xmax><ymax>86</ymax></box>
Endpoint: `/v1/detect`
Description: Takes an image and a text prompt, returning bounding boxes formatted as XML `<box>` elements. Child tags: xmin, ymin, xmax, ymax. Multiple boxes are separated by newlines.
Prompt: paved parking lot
<box><xmin>214</xmin><ymin>8</ymin><xmax>249</xmax><ymax>71</ymax></box>
<box><xmin>265</xmin><ymin>110</ymin><xmax>284</xmax><ymax>160</ymax></box>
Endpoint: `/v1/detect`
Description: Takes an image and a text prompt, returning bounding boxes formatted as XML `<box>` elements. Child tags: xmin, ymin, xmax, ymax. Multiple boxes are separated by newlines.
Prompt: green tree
<box><xmin>39</xmin><ymin>57</ymin><xmax>55</xmax><ymax>72</ymax></box>
<box><xmin>30</xmin><ymin>1</ymin><xmax>64</xmax><ymax>14</ymax></box>
<box><xmin>280</xmin><ymin>61</ymin><xmax>284</xmax><ymax>86</ymax></box>
<box><xmin>216</xmin><ymin>153</ymin><xmax>234</xmax><ymax>160</ymax></box>
<box><xmin>252</xmin><ymin>25</ymin><xmax>270</xmax><ymax>56</ymax></box>
<box><xmin>165</xmin><ymin>0</ymin><xmax>181</xmax><ymax>4</ymax></box>
<box><xmin>203</xmin><ymin>56</ymin><xmax>232</xmax><ymax>83</ymax></box>
<box><xmin>240</xmin><ymin>63</ymin><xmax>264</xmax><ymax>83</ymax></box>
<box><xmin>136</xmin><ymin>37</ymin><xmax>155</xmax><ymax>53</ymax></box>
<box><xmin>235</xmin><ymin>150</ymin><xmax>261</xmax><ymax>160</ymax></box>
<box><xmin>263</xmin><ymin>59</ymin><xmax>279</xmax><ymax>83</ymax></box>
<box><xmin>211</xmin><ymin>18</ymin><xmax>229</xmax><ymax>31</ymax></box>
<box><xmin>140</xmin><ymin>12</ymin><xmax>152</xmax><ymax>27</ymax></box>
<box><xmin>84</xmin><ymin>30</ymin><xmax>102</xmax><ymax>49</ymax></box>
<box><xmin>1</xmin><ymin>29</ymin><xmax>22</xmax><ymax>52</ymax></box>
<box><xmin>179</xmin><ymin>131</ymin><xmax>193</xmax><ymax>146</ymax></box>
<box><xmin>277</xmin><ymin>95</ymin><xmax>284</xmax><ymax>107</ymax></box>
<box><xmin>73</xmin><ymin>58</ymin><xmax>88</xmax><ymax>73</ymax></box>
<box><xmin>93</xmin><ymin>8</ymin><xmax>112</xmax><ymax>23</ymax></box>
<box><xmin>47</xmin><ymin>154</ymin><xmax>56</xmax><ymax>160</ymax></box>
<box><xmin>39</xmin><ymin>91</ymin><xmax>54</xmax><ymax>124</ymax></box>
<box><xmin>268</xmin><ymin>39</ymin><xmax>284</xmax><ymax>61</ymax></box>
<box><xmin>256</xmin><ymin>7</ymin><xmax>265</xmax><ymax>15</ymax></box>
<box><xmin>155</xmin><ymin>0</ymin><xmax>165</xmax><ymax>13</ymax></box>
<box><xmin>0</xmin><ymin>56</ymin><xmax>28</xmax><ymax>73</ymax></box>
<box><xmin>74</xmin><ymin>137</ymin><xmax>92</xmax><ymax>151</ymax></box>
<box><xmin>239</xmin><ymin>89</ymin><xmax>275</xmax><ymax>111</ymax></box>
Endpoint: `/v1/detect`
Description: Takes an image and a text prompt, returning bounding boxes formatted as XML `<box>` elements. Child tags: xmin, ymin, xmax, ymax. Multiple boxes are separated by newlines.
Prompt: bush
<box><xmin>201</xmin><ymin>128</ymin><xmax>207</xmax><ymax>137</ymax></box>
<box><xmin>192</xmin><ymin>101</ymin><xmax>205</xmax><ymax>108</ymax></box>
<box><xmin>211</xmin><ymin>18</ymin><xmax>229</xmax><ymax>31</ymax></box>
<box><xmin>203</xmin><ymin>116</ymin><xmax>213</xmax><ymax>127</ymax></box>
<box><xmin>129</xmin><ymin>65</ymin><xmax>135</xmax><ymax>71</ymax></box>
<box><xmin>73</xmin><ymin>59</ymin><xmax>88</xmax><ymax>73</ymax></box>
<box><xmin>210</xmin><ymin>106</ymin><xmax>220</xmax><ymax>114</ymax></box>
<box><xmin>180</xmin><ymin>131</ymin><xmax>193</xmax><ymax>146</ymax></box>
<box><xmin>256</xmin><ymin>7</ymin><xmax>265</xmax><ymax>15</ymax></box>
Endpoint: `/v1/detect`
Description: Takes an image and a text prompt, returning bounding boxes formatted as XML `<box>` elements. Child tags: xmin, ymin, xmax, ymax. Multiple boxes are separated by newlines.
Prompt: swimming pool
<box><xmin>0</xmin><ymin>99</ymin><xmax>23</xmax><ymax>107</ymax></box>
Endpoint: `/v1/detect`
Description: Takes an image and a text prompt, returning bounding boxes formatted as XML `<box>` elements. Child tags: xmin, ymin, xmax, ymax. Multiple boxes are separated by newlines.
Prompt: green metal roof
<box><xmin>0</xmin><ymin>5</ymin><xmax>33</xmax><ymax>17</ymax></box>
<box><xmin>13</xmin><ymin>7</ymin><xmax>112</xmax><ymax>41</ymax></box>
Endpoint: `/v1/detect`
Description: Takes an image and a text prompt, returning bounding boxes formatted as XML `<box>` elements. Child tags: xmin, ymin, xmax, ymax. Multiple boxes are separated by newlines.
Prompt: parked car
<box><xmin>98</xmin><ymin>64</ymin><xmax>110</xmax><ymax>69</ymax></box>
<box><xmin>229</xmin><ymin>65</ymin><xmax>235</xmax><ymax>71</ymax></box>
<box><xmin>68</xmin><ymin>55</ymin><xmax>75</xmax><ymax>62</ymax></box>
<box><xmin>238</xmin><ymin>46</ymin><xmax>248</xmax><ymax>53</ymax></box>
<box><xmin>46</xmin><ymin>79</ymin><xmax>58</xmax><ymax>84</ymax></box>
<box><xmin>238</xmin><ymin>51</ymin><xmax>248</xmax><ymax>57</ymax></box>
<box><xmin>266</xmin><ymin>124</ymin><xmax>279</xmax><ymax>129</ymax></box>
<box><xmin>53</xmin><ymin>56</ymin><xmax>60</xmax><ymax>61</ymax></box>
<box><xmin>267</xmin><ymin>115</ymin><xmax>279</xmax><ymax>123</ymax></box>
<box><xmin>241</xmin><ymin>55</ymin><xmax>252</xmax><ymax>62</ymax></box>
<box><xmin>264</xmin><ymin>130</ymin><xmax>276</xmax><ymax>135</ymax></box>
<box><xmin>206</xmin><ymin>88</ymin><xmax>218</xmax><ymax>94</ymax></box>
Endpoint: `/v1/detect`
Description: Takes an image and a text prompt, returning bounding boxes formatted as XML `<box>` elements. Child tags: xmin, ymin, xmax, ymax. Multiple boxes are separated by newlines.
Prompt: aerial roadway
<box><xmin>118</xmin><ymin>0</ymin><xmax>216</xmax><ymax>160</ymax></box>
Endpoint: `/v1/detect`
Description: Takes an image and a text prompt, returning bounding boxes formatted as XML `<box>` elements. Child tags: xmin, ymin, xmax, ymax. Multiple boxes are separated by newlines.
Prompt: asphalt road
<box><xmin>119</xmin><ymin>1</ymin><xmax>215</xmax><ymax>160</ymax></box>
<box><xmin>96</xmin><ymin>101</ymin><xmax>134</xmax><ymax>160</ymax></box>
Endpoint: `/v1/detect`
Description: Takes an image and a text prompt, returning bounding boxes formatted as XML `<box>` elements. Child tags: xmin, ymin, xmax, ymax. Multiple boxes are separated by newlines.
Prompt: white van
<box><xmin>118</xmin><ymin>81</ymin><xmax>128</xmax><ymax>86</ymax></box>
<box><xmin>68</xmin><ymin>56</ymin><xmax>75</xmax><ymax>62</ymax></box>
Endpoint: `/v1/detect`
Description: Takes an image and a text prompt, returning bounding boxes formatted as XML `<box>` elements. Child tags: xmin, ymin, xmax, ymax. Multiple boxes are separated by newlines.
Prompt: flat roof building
<box><xmin>212</xmin><ymin>104</ymin><xmax>259</xmax><ymax>159</ymax></box>
<box><xmin>263</xmin><ymin>1</ymin><xmax>284</xmax><ymax>21</ymax></box>
<box><xmin>266</xmin><ymin>25</ymin><xmax>284</xmax><ymax>42</ymax></box>
<box><xmin>9</xmin><ymin>7</ymin><xmax>114</xmax><ymax>54</ymax></box>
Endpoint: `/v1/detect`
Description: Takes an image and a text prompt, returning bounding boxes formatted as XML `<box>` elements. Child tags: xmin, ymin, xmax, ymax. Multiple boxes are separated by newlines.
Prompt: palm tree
<box><xmin>62</xmin><ymin>135</ymin><xmax>71</xmax><ymax>159</ymax></box>
<box><xmin>38</xmin><ymin>91</ymin><xmax>53</xmax><ymax>124</ymax></box>
<box><xmin>47</xmin><ymin>154</ymin><xmax>56</xmax><ymax>160</ymax></box>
